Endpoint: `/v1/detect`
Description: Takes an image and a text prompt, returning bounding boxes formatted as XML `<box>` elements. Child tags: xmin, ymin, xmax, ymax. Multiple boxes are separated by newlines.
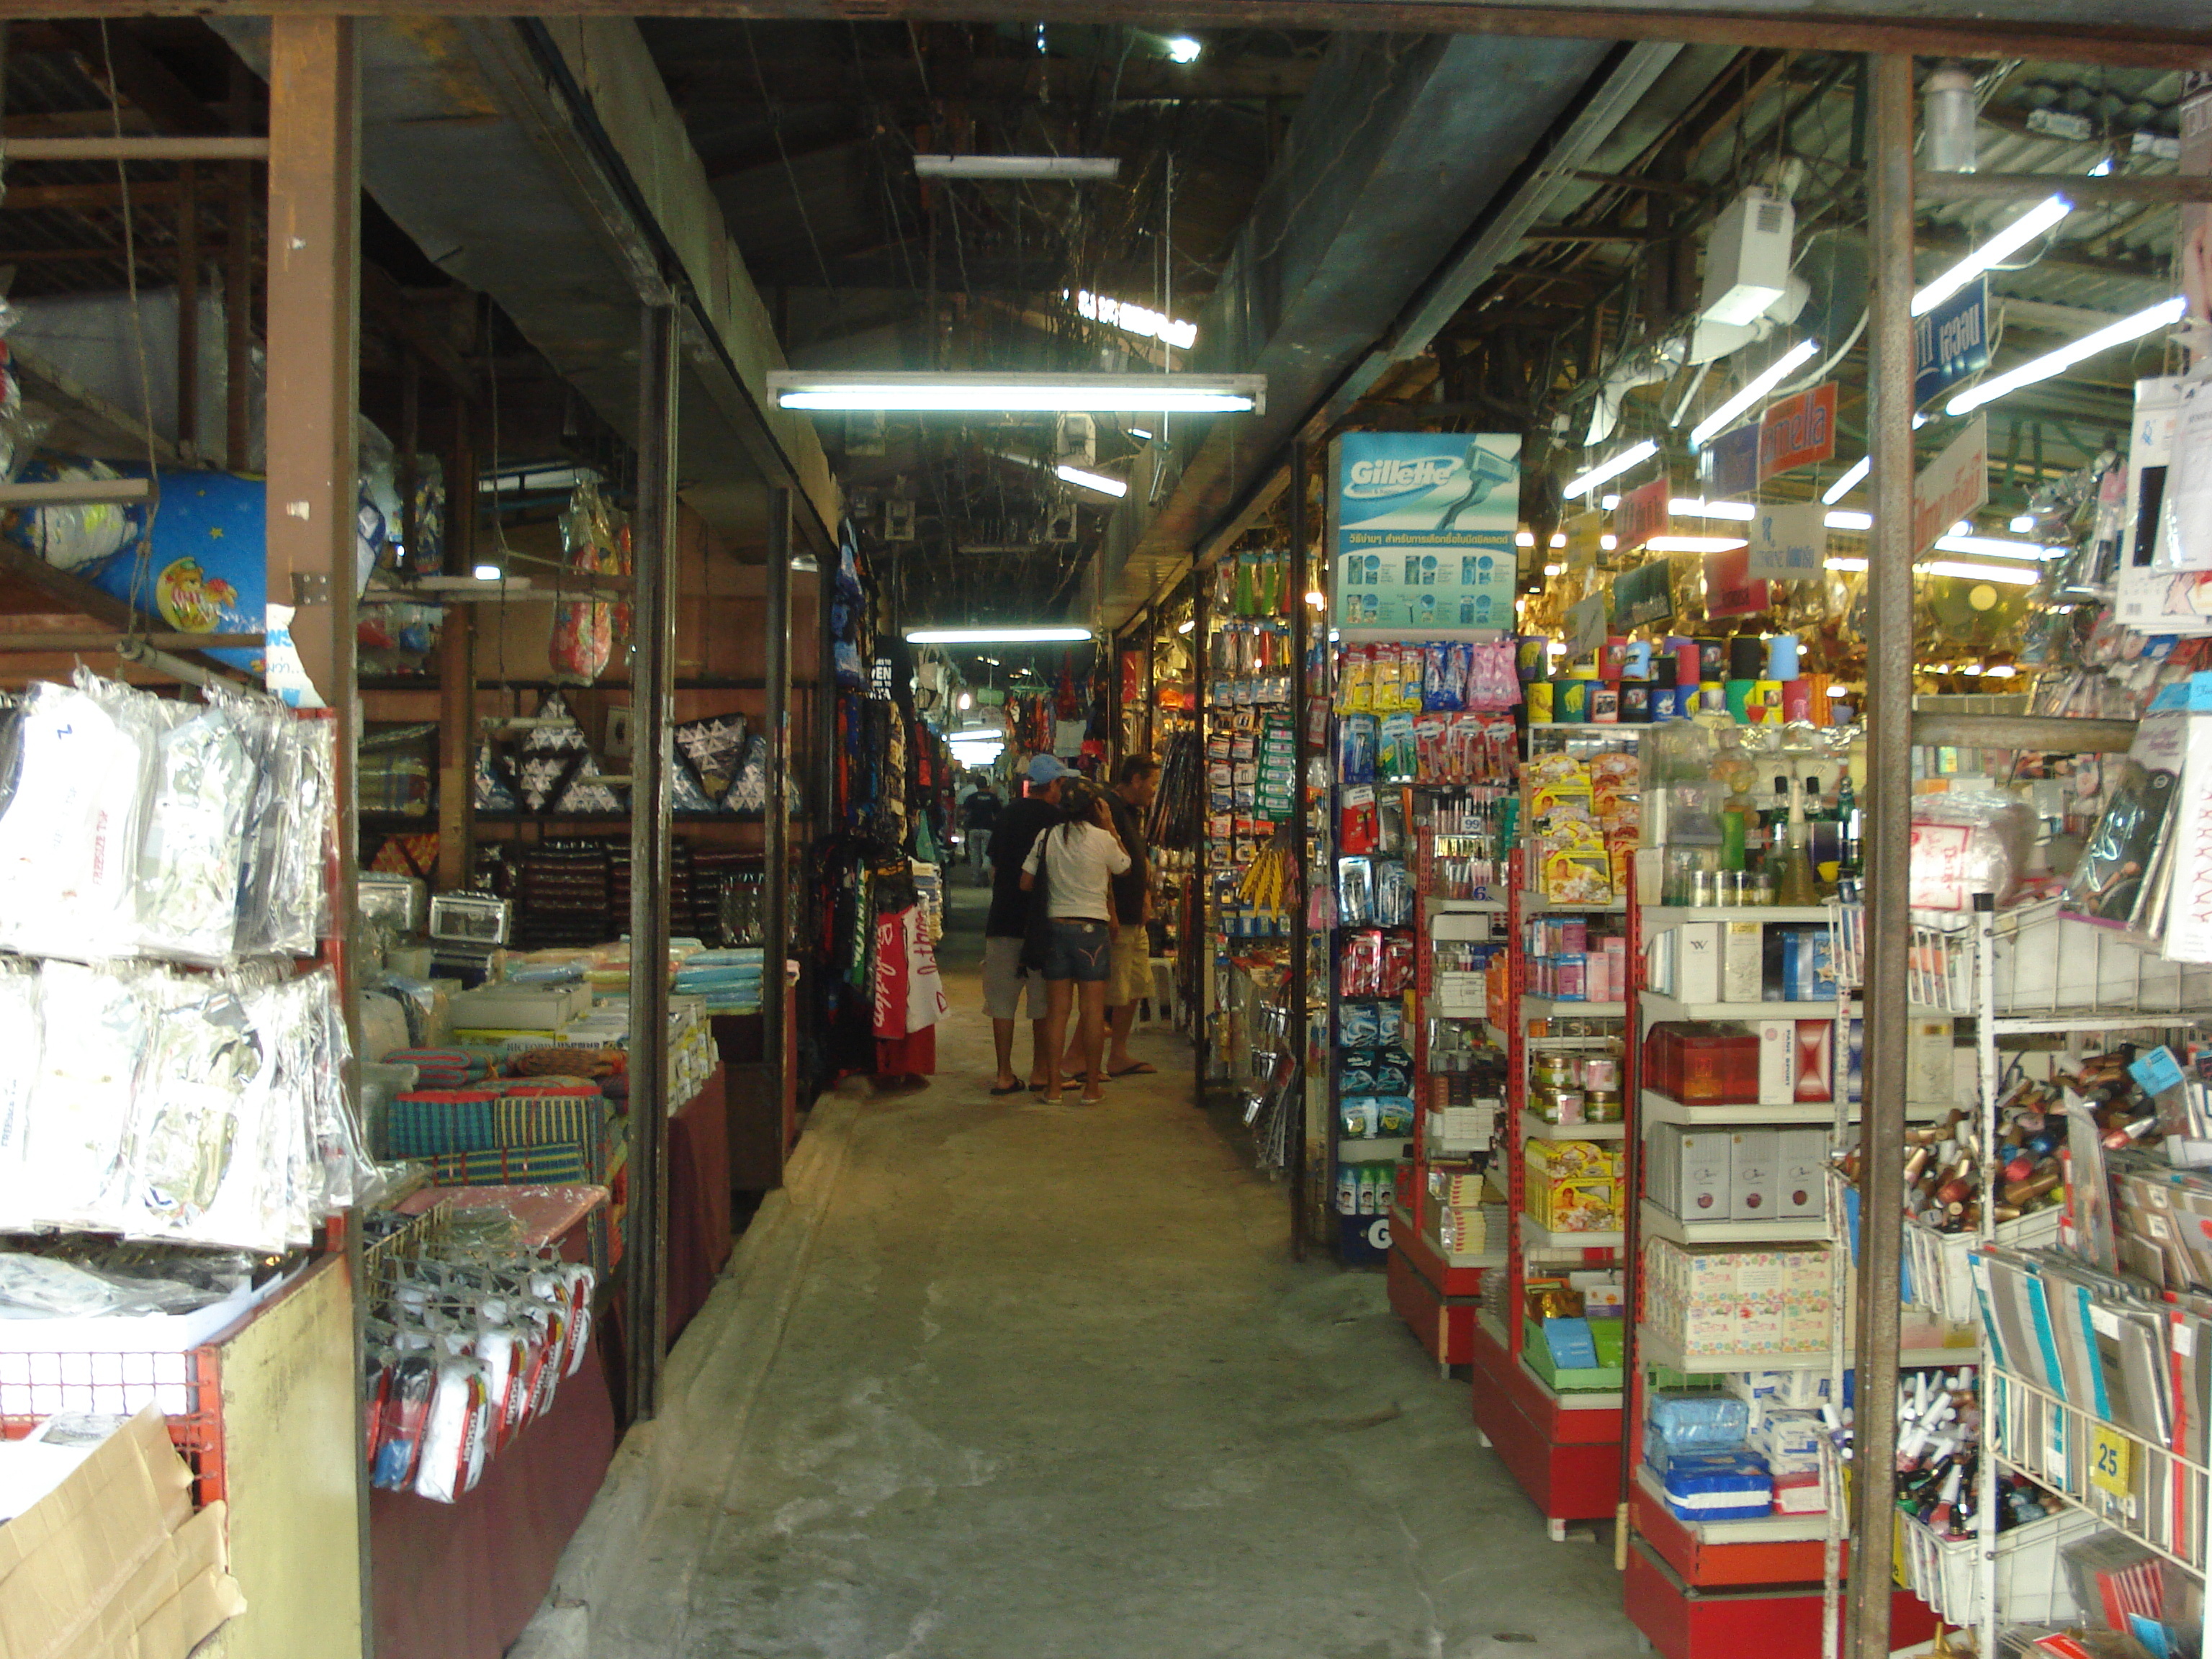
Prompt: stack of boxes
<box><xmin>1429</xmin><ymin>1169</ymin><xmax>1506</xmax><ymax>1259</ymax></box>
<box><xmin>1524</xmin><ymin>916</ymin><xmax>1631</xmax><ymax>1002</ymax></box>
<box><xmin>1524</xmin><ymin>1139</ymin><xmax>1623</xmax><ymax>1233</ymax></box>
<box><xmin>1647</xmin><ymin>1125</ymin><xmax>1827</xmax><ymax>1222</ymax></box>
<box><xmin>1643</xmin><ymin>1238</ymin><xmax>1831</xmax><ymax>1357</ymax></box>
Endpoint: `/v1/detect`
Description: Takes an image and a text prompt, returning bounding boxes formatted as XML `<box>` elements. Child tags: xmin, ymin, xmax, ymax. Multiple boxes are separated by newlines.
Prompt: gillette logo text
<box><xmin>1344</xmin><ymin>457</ymin><xmax>1459</xmax><ymax>496</ymax></box>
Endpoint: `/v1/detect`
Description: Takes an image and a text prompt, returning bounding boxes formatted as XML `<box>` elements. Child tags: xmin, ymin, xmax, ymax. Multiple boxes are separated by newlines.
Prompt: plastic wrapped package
<box><xmin>0</xmin><ymin>961</ymin><xmax>40</xmax><ymax>1228</ymax></box>
<box><xmin>114</xmin><ymin>975</ymin><xmax>259</xmax><ymax>1240</ymax></box>
<box><xmin>3</xmin><ymin>456</ymin><xmax>142</xmax><ymax>572</ymax></box>
<box><xmin>235</xmin><ymin>709</ymin><xmax>335</xmax><ymax>957</ymax></box>
<box><xmin>135</xmin><ymin>693</ymin><xmax>253</xmax><ymax>962</ymax></box>
<box><xmin>1908</xmin><ymin>791</ymin><xmax>2036</xmax><ymax>914</ymax></box>
<box><xmin>414</xmin><ymin>1351</ymin><xmax>492</xmax><ymax>1503</ymax></box>
<box><xmin>0</xmin><ymin>675</ymin><xmax>158</xmax><ymax>961</ymax></box>
<box><xmin>24</xmin><ymin>961</ymin><xmax>154</xmax><ymax>1228</ymax></box>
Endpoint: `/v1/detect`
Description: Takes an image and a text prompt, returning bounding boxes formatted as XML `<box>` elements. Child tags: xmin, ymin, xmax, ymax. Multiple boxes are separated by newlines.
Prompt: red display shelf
<box><xmin>1628</xmin><ymin>1450</ymin><xmax>1849</xmax><ymax>1588</ymax></box>
<box><xmin>1624</xmin><ymin>1536</ymin><xmax>1939</xmax><ymax>1659</ymax></box>
<box><xmin>1387</xmin><ymin>1243</ymin><xmax>1480</xmax><ymax>1367</ymax></box>
<box><xmin>1470</xmin><ymin>1315</ymin><xmax>1621</xmax><ymax>1533</ymax></box>
<box><xmin>1391</xmin><ymin>1208</ymin><xmax>1492</xmax><ymax>1300</ymax></box>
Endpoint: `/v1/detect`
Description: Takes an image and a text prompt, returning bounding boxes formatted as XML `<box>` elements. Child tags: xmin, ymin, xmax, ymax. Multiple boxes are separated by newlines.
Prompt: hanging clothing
<box><xmin>871</xmin><ymin>903</ymin><xmax>944</xmax><ymax>1075</ymax></box>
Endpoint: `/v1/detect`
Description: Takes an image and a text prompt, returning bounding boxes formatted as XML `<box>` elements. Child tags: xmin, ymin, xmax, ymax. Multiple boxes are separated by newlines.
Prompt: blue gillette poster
<box><xmin>1331</xmin><ymin>432</ymin><xmax>1519</xmax><ymax>631</ymax></box>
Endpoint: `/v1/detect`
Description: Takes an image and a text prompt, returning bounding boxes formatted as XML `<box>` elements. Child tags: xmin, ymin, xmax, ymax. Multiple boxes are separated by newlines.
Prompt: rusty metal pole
<box><xmin>1848</xmin><ymin>50</ymin><xmax>1915</xmax><ymax>1659</ymax></box>
<box><xmin>175</xmin><ymin>162</ymin><xmax>199</xmax><ymax>457</ymax></box>
<box><xmin>225</xmin><ymin>60</ymin><xmax>254</xmax><ymax>474</ymax></box>
<box><xmin>763</xmin><ymin>489</ymin><xmax>794</xmax><ymax>1167</ymax></box>
<box><xmin>628</xmin><ymin>303</ymin><xmax>680</xmax><ymax>1420</ymax></box>
<box><xmin>1287</xmin><ymin>441</ymin><xmax>1310</xmax><ymax>1259</ymax></box>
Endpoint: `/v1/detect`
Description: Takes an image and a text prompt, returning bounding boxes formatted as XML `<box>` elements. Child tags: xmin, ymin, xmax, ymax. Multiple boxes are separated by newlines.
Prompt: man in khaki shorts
<box><xmin>1065</xmin><ymin>755</ymin><xmax>1159</xmax><ymax>1079</ymax></box>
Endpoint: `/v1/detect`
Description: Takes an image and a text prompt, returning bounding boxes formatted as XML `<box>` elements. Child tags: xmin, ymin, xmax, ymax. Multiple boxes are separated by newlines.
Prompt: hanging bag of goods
<box><xmin>549</xmin><ymin>481</ymin><xmax>626</xmax><ymax>683</ymax></box>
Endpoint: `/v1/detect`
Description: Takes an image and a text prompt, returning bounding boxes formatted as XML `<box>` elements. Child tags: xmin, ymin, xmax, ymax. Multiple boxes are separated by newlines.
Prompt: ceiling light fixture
<box><xmin>1054</xmin><ymin>463</ymin><xmax>1128</xmax><ymax>498</ymax></box>
<box><xmin>769</xmin><ymin>372</ymin><xmax>1264</xmax><ymax>414</ymax></box>
<box><xmin>1825</xmin><ymin>556</ymin><xmax>1869</xmax><ymax>572</ymax></box>
<box><xmin>1946</xmin><ymin>296</ymin><xmax>2188</xmax><ymax>416</ymax></box>
<box><xmin>914</xmin><ymin>156</ymin><xmax>1120</xmax><ymax>179</ymax></box>
<box><xmin>2009</xmin><ymin>513</ymin><xmax>2036</xmax><ymax>533</ymax></box>
<box><xmin>1127</xmin><ymin>426</ymin><xmax>1154</xmax><ymax>441</ymax></box>
<box><xmin>1645</xmin><ymin>535</ymin><xmax>1749</xmax><ymax>554</ymax></box>
<box><xmin>1825</xmin><ymin>510</ymin><xmax>1873</xmax><ymax>530</ymax></box>
<box><xmin>1922</xmin><ymin>559</ymin><xmax>2041</xmax><ymax>585</ymax></box>
<box><xmin>472</xmin><ymin>563</ymin><xmax>503</xmax><ymax>581</ymax></box>
<box><xmin>904</xmin><ymin>626</ymin><xmax>1094</xmax><ymax>644</ymax></box>
<box><xmin>1165</xmin><ymin>36</ymin><xmax>1202</xmax><ymax>63</ymax></box>
<box><xmin>1071</xmin><ymin>290</ymin><xmax>1198</xmax><ymax>351</ymax></box>
<box><xmin>1912</xmin><ymin>194</ymin><xmax>2072</xmax><ymax>317</ymax></box>
<box><xmin>1566</xmin><ymin>439</ymin><xmax>1659</xmax><ymax>499</ymax></box>
<box><xmin>1820</xmin><ymin>415</ymin><xmax>1933</xmax><ymax>504</ymax></box>
<box><xmin>1933</xmin><ymin>533</ymin><xmax>2066</xmax><ymax>561</ymax></box>
<box><xmin>1543</xmin><ymin>563</ymin><xmax>1565</xmax><ymax>575</ymax></box>
<box><xmin>1177</xmin><ymin>619</ymin><xmax>1195</xmax><ymax>635</ymax></box>
<box><xmin>1671</xmin><ymin>498</ymin><xmax>1758</xmax><ymax>521</ymax></box>
<box><xmin>1689</xmin><ymin>340</ymin><xmax>1820</xmax><ymax>449</ymax></box>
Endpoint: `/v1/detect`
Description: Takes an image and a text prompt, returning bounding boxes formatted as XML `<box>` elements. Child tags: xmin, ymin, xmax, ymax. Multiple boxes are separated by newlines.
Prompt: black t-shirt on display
<box><xmin>1105</xmin><ymin>791</ymin><xmax>1149</xmax><ymax>925</ymax></box>
<box><xmin>986</xmin><ymin>796</ymin><xmax>1063</xmax><ymax>938</ymax></box>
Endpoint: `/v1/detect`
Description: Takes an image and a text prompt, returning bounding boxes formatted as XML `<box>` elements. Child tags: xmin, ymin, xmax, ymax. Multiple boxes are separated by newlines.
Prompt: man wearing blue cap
<box><xmin>981</xmin><ymin>752</ymin><xmax>1069</xmax><ymax>1094</ymax></box>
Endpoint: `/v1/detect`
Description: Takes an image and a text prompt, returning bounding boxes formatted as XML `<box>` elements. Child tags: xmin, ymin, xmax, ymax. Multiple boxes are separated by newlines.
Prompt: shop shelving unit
<box><xmin>1623</xmin><ymin>872</ymin><xmax>1946</xmax><ymax>1657</ymax></box>
<box><xmin>1388</xmin><ymin>771</ymin><xmax>1514</xmax><ymax>1359</ymax></box>
<box><xmin>1472</xmin><ymin>724</ymin><xmax>1642</xmax><ymax>1540</ymax></box>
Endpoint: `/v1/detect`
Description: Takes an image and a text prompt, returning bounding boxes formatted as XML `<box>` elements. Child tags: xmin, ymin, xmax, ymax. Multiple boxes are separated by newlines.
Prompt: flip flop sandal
<box><xmin>1109</xmin><ymin>1062</ymin><xmax>1158</xmax><ymax>1077</ymax></box>
<box><xmin>989</xmin><ymin>1082</ymin><xmax>1028</xmax><ymax>1097</ymax></box>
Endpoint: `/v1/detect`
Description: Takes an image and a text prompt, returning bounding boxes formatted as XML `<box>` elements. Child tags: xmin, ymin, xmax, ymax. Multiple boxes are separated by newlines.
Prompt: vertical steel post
<box><xmin>627</xmin><ymin>303</ymin><xmax>680</xmax><ymax>1420</ymax></box>
<box><xmin>1192</xmin><ymin>565</ymin><xmax>1210</xmax><ymax>1110</ymax></box>
<box><xmin>1287</xmin><ymin>442</ymin><xmax>1310</xmax><ymax>1258</ymax></box>
<box><xmin>176</xmin><ymin>163</ymin><xmax>199</xmax><ymax>455</ymax></box>
<box><xmin>225</xmin><ymin>61</ymin><xmax>254</xmax><ymax>475</ymax></box>
<box><xmin>764</xmin><ymin>489</ymin><xmax>794</xmax><ymax>1166</ymax></box>
<box><xmin>436</xmin><ymin>423</ymin><xmax>477</xmax><ymax>892</ymax></box>
<box><xmin>1847</xmin><ymin>50</ymin><xmax>1916</xmax><ymax>1659</ymax></box>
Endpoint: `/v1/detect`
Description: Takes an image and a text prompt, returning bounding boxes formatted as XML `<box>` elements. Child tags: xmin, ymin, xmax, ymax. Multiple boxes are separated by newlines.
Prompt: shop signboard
<box><xmin>1614</xmin><ymin>477</ymin><xmax>1671</xmax><ymax>553</ymax></box>
<box><xmin>1912</xmin><ymin>415</ymin><xmax>1990</xmax><ymax>556</ymax></box>
<box><xmin>1914</xmin><ymin>278</ymin><xmax>1990</xmax><ymax>409</ymax></box>
<box><xmin>1563</xmin><ymin>510</ymin><xmax>1604</xmax><ymax>572</ymax></box>
<box><xmin>1565</xmin><ymin>593</ymin><xmax>1609</xmax><ymax>661</ymax></box>
<box><xmin>1759</xmin><ymin>382</ymin><xmax>1838</xmax><ymax>479</ymax></box>
<box><xmin>1703</xmin><ymin>544</ymin><xmax>1771</xmax><ymax>617</ymax></box>
<box><xmin>1707</xmin><ymin>423</ymin><xmax>1761</xmax><ymax>500</ymax></box>
<box><xmin>1745</xmin><ymin>501</ymin><xmax>1829</xmax><ymax>582</ymax></box>
<box><xmin>1329</xmin><ymin>432</ymin><xmax>1519</xmax><ymax>631</ymax></box>
<box><xmin>1611</xmin><ymin>558</ymin><xmax>1673</xmax><ymax>628</ymax></box>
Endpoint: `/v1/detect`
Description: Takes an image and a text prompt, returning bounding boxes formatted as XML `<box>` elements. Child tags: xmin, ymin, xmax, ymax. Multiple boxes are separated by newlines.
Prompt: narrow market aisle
<box><xmin>621</xmin><ymin>884</ymin><xmax>1640</xmax><ymax>1658</ymax></box>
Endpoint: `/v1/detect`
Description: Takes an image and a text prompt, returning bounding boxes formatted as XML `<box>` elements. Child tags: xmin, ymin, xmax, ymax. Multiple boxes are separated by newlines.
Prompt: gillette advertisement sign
<box><xmin>1331</xmin><ymin>433</ymin><xmax>1520</xmax><ymax>631</ymax></box>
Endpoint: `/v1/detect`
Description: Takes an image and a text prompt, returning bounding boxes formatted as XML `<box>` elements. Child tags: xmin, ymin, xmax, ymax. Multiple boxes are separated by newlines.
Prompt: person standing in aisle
<box><xmin>961</xmin><ymin>773</ymin><xmax>1002</xmax><ymax>888</ymax></box>
<box><xmin>1064</xmin><ymin>755</ymin><xmax>1159</xmax><ymax>1079</ymax></box>
<box><xmin>982</xmin><ymin>754</ymin><xmax>1066</xmax><ymax>1095</ymax></box>
<box><xmin>1022</xmin><ymin>778</ymin><xmax>1131</xmax><ymax>1105</ymax></box>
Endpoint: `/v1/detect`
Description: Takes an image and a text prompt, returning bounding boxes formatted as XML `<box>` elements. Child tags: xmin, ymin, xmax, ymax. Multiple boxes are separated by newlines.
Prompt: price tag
<box><xmin>2090</xmin><ymin>1424</ymin><xmax>2134</xmax><ymax>1498</ymax></box>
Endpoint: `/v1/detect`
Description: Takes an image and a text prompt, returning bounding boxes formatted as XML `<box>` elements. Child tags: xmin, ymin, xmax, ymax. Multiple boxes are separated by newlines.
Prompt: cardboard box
<box><xmin>1679</xmin><ymin>922</ymin><xmax>1725</xmax><ymax>1002</ymax></box>
<box><xmin>1721</xmin><ymin>922</ymin><xmax>1763</xmax><ymax>1003</ymax></box>
<box><xmin>1651</xmin><ymin>1125</ymin><xmax>1732</xmax><ymax>1219</ymax></box>
<box><xmin>1793</xmin><ymin>1020</ymin><xmax>1834</xmax><ymax>1103</ymax></box>
<box><xmin>1757</xmin><ymin>1017</ymin><xmax>1799</xmax><ymax>1105</ymax></box>
<box><xmin>0</xmin><ymin>1408</ymin><xmax>244</xmax><ymax>1659</ymax></box>
<box><xmin>1728</xmin><ymin>1128</ymin><xmax>1779</xmax><ymax>1220</ymax></box>
<box><xmin>1908</xmin><ymin>1016</ymin><xmax>1956</xmax><ymax>1103</ymax></box>
<box><xmin>1776</xmin><ymin>1128</ymin><xmax>1827</xmax><ymax>1220</ymax></box>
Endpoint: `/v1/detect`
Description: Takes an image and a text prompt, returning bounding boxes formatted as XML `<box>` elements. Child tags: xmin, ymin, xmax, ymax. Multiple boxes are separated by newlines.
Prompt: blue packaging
<box><xmin>1658</xmin><ymin>1450</ymin><xmax>1773</xmax><ymax>1522</ymax></box>
<box><xmin>1648</xmin><ymin>1391</ymin><xmax>1751</xmax><ymax>1456</ymax></box>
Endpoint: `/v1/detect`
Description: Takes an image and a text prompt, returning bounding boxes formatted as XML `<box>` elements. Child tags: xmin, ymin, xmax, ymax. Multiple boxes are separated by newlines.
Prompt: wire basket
<box><xmin>1897</xmin><ymin>1505</ymin><xmax>2095</xmax><ymax>1627</ymax></box>
<box><xmin>1831</xmin><ymin>898</ymin><xmax>2212</xmax><ymax>1019</ymax></box>
<box><xmin>0</xmin><ymin>1345</ymin><xmax>226</xmax><ymax>1506</ymax></box>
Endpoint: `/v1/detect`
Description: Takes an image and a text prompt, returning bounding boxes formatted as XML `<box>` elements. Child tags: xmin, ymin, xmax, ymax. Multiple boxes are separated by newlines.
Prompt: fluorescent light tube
<box><xmin>904</xmin><ymin>626</ymin><xmax>1094</xmax><ymax>644</ymax></box>
<box><xmin>1054</xmin><ymin>463</ymin><xmax>1128</xmax><ymax>498</ymax></box>
<box><xmin>1645</xmin><ymin>535</ymin><xmax>1748</xmax><ymax>554</ymax></box>
<box><xmin>1921</xmin><ymin>559</ymin><xmax>2040</xmax><ymax>585</ymax></box>
<box><xmin>1825</xmin><ymin>510</ymin><xmax>1873</xmax><ymax>531</ymax></box>
<box><xmin>1671</xmin><ymin>498</ymin><xmax>1757</xmax><ymax>521</ymax></box>
<box><xmin>1822</xmin><ymin>457</ymin><xmax>1871</xmax><ymax>504</ymax></box>
<box><xmin>1912</xmin><ymin>195</ymin><xmax>2071</xmax><ymax>317</ymax></box>
<box><xmin>472</xmin><ymin>563</ymin><xmax>503</xmax><ymax>580</ymax></box>
<box><xmin>914</xmin><ymin>156</ymin><xmax>1120</xmax><ymax>179</ymax></box>
<box><xmin>1932</xmin><ymin>534</ymin><xmax>2064</xmax><ymax>561</ymax></box>
<box><xmin>1566</xmin><ymin>439</ymin><xmax>1658</xmax><ymax>498</ymax></box>
<box><xmin>1946</xmin><ymin>296</ymin><xmax>2188</xmax><ymax>416</ymax></box>
<box><xmin>1166</xmin><ymin>36</ymin><xmax>1202</xmax><ymax>63</ymax></box>
<box><xmin>1825</xmin><ymin>556</ymin><xmax>1869</xmax><ymax>572</ymax></box>
<box><xmin>1690</xmin><ymin>341</ymin><xmax>1820</xmax><ymax>449</ymax></box>
<box><xmin>770</xmin><ymin>372</ymin><xmax>1264</xmax><ymax>414</ymax></box>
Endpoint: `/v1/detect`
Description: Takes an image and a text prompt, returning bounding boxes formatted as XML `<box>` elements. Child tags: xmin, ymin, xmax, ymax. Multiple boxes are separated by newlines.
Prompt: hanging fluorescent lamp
<box><xmin>914</xmin><ymin>156</ymin><xmax>1120</xmax><ymax>180</ymax></box>
<box><xmin>1947</xmin><ymin>296</ymin><xmax>2188</xmax><ymax>416</ymax></box>
<box><xmin>1689</xmin><ymin>340</ymin><xmax>1820</xmax><ymax>449</ymax></box>
<box><xmin>1820</xmin><ymin>415</ymin><xmax>1932</xmax><ymax>504</ymax></box>
<box><xmin>769</xmin><ymin>372</ymin><xmax>1265</xmax><ymax>414</ymax></box>
<box><xmin>1933</xmin><ymin>533</ymin><xmax>2067</xmax><ymax>561</ymax></box>
<box><xmin>904</xmin><ymin>626</ymin><xmax>1093</xmax><ymax>644</ymax></box>
<box><xmin>1671</xmin><ymin>498</ymin><xmax>1757</xmax><ymax>521</ymax></box>
<box><xmin>1565</xmin><ymin>439</ymin><xmax>1658</xmax><ymax>498</ymax></box>
<box><xmin>1923</xmin><ymin>559</ymin><xmax>2040</xmax><ymax>585</ymax></box>
<box><xmin>1054</xmin><ymin>463</ymin><xmax>1128</xmax><ymax>498</ymax></box>
<box><xmin>1912</xmin><ymin>194</ymin><xmax>2071</xmax><ymax>317</ymax></box>
<box><xmin>1645</xmin><ymin>535</ymin><xmax>1749</xmax><ymax>554</ymax></box>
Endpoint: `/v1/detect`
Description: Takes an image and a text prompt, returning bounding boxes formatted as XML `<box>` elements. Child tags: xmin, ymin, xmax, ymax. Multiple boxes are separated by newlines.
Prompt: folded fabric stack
<box><xmin>672</xmin><ymin>948</ymin><xmax>766</xmax><ymax>1015</ymax></box>
<box><xmin>383</xmin><ymin>1048</ymin><xmax>490</xmax><ymax>1089</ymax></box>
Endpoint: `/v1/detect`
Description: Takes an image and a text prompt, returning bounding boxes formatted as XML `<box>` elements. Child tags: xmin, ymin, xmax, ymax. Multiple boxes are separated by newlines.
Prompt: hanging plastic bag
<box><xmin>550</xmin><ymin>482</ymin><xmax>620</xmax><ymax>682</ymax></box>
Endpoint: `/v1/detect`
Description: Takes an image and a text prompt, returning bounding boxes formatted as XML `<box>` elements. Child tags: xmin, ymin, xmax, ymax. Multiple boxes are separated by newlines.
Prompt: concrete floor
<box><xmin>575</xmin><ymin>883</ymin><xmax>1645</xmax><ymax>1659</ymax></box>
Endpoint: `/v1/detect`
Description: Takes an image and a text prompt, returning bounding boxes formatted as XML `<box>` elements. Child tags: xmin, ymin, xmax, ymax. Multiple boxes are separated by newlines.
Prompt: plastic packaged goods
<box><xmin>0</xmin><ymin>961</ymin><xmax>40</xmax><ymax>1225</ymax></box>
<box><xmin>135</xmin><ymin>693</ymin><xmax>254</xmax><ymax>962</ymax></box>
<box><xmin>0</xmin><ymin>675</ymin><xmax>158</xmax><ymax>961</ymax></box>
<box><xmin>1908</xmin><ymin>790</ymin><xmax>2036</xmax><ymax>914</ymax></box>
<box><xmin>22</xmin><ymin>961</ymin><xmax>154</xmax><ymax>1229</ymax></box>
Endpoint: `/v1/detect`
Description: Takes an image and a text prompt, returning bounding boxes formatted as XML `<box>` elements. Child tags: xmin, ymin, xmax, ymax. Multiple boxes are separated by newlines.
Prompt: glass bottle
<box><xmin>1774</xmin><ymin>778</ymin><xmax>1822</xmax><ymax>907</ymax></box>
